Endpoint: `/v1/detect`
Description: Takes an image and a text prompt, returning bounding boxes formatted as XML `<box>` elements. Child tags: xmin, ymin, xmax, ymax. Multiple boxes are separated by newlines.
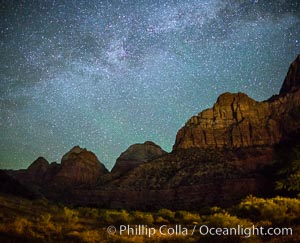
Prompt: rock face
<box><xmin>10</xmin><ymin>146</ymin><xmax>109</xmax><ymax>189</ymax></box>
<box><xmin>69</xmin><ymin>177</ymin><xmax>271</xmax><ymax>210</ymax></box>
<box><xmin>280</xmin><ymin>54</ymin><xmax>300</xmax><ymax>95</ymax></box>
<box><xmin>111</xmin><ymin>141</ymin><xmax>167</xmax><ymax>175</ymax></box>
<box><xmin>26</xmin><ymin>157</ymin><xmax>49</xmax><ymax>183</ymax></box>
<box><xmin>5</xmin><ymin>54</ymin><xmax>300</xmax><ymax>210</ymax></box>
<box><xmin>64</xmin><ymin>146</ymin><xmax>276</xmax><ymax>210</ymax></box>
<box><xmin>7</xmin><ymin>157</ymin><xmax>50</xmax><ymax>187</ymax></box>
<box><xmin>52</xmin><ymin>146</ymin><xmax>108</xmax><ymax>186</ymax></box>
<box><xmin>174</xmin><ymin>56</ymin><xmax>300</xmax><ymax>150</ymax></box>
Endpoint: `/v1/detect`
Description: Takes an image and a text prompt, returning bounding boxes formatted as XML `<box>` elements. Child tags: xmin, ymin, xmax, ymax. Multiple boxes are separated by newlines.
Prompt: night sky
<box><xmin>1</xmin><ymin>0</ymin><xmax>299</xmax><ymax>170</ymax></box>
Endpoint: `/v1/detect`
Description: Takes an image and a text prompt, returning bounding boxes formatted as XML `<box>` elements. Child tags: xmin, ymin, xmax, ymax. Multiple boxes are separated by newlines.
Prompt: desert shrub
<box><xmin>277</xmin><ymin>168</ymin><xmax>300</xmax><ymax>192</ymax></box>
<box><xmin>131</xmin><ymin>211</ymin><xmax>154</xmax><ymax>225</ymax></box>
<box><xmin>12</xmin><ymin>217</ymin><xmax>43</xmax><ymax>239</ymax></box>
<box><xmin>156</xmin><ymin>208</ymin><xmax>175</xmax><ymax>223</ymax></box>
<box><xmin>205</xmin><ymin>211</ymin><xmax>252</xmax><ymax>228</ymax></box>
<box><xmin>237</xmin><ymin>195</ymin><xmax>300</xmax><ymax>225</ymax></box>
<box><xmin>99</xmin><ymin>210</ymin><xmax>112</xmax><ymax>225</ymax></box>
<box><xmin>75</xmin><ymin>230</ymin><xmax>102</xmax><ymax>243</ymax></box>
<box><xmin>175</xmin><ymin>211</ymin><xmax>201</xmax><ymax>224</ymax></box>
<box><xmin>155</xmin><ymin>216</ymin><xmax>169</xmax><ymax>224</ymax></box>
<box><xmin>38</xmin><ymin>213</ymin><xmax>62</xmax><ymax>237</ymax></box>
<box><xmin>63</xmin><ymin>207</ymin><xmax>79</xmax><ymax>225</ymax></box>
<box><xmin>143</xmin><ymin>213</ymin><xmax>155</xmax><ymax>225</ymax></box>
<box><xmin>78</xmin><ymin>207</ymin><xmax>99</xmax><ymax>218</ymax></box>
<box><xmin>99</xmin><ymin>210</ymin><xmax>130</xmax><ymax>225</ymax></box>
<box><xmin>210</xmin><ymin>206</ymin><xmax>226</xmax><ymax>214</ymax></box>
<box><xmin>40</xmin><ymin>213</ymin><xmax>52</xmax><ymax>225</ymax></box>
<box><xmin>111</xmin><ymin>210</ymin><xmax>130</xmax><ymax>225</ymax></box>
<box><xmin>14</xmin><ymin>217</ymin><xmax>33</xmax><ymax>235</ymax></box>
<box><xmin>274</xmin><ymin>143</ymin><xmax>300</xmax><ymax>195</ymax></box>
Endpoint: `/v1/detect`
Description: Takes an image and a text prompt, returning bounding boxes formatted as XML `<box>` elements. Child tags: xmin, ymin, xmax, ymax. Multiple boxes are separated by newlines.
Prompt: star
<box><xmin>0</xmin><ymin>0</ymin><xmax>299</xmax><ymax>170</ymax></box>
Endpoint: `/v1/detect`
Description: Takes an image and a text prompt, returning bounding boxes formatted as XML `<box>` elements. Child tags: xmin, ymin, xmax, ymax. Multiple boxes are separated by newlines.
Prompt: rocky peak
<box><xmin>211</xmin><ymin>92</ymin><xmax>260</xmax><ymax>122</ymax></box>
<box><xmin>111</xmin><ymin>141</ymin><xmax>167</xmax><ymax>174</ymax></box>
<box><xmin>26</xmin><ymin>157</ymin><xmax>50</xmax><ymax>184</ymax></box>
<box><xmin>27</xmin><ymin>157</ymin><xmax>49</xmax><ymax>174</ymax></box>
<box><xmin>53</xmin><ymin>146</ymin><xmax>108</xmax><ymax>186</ymax></box>
<box><xmin>280</xmin><ymin>54</ymin><xmax>300</xmax><ymax>95</ymax></box>
<box><xmin>61</xmin><ymin>146</ymin><xmax>86</xmax><ymax>161</ymax></box>
<box><xmin>174</xmin><ymin>55</ymin><xmax>300</xmax><ymax>150</ymax></box>
<box><xmin>116</xmin><ymin>141</ymin><xmax>166</xmax><ymax>161</ymax></box>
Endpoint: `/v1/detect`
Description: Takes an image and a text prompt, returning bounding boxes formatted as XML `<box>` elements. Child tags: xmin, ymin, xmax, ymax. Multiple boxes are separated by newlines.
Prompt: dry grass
<box><xmin>0</xmin><ymin>193</ymin><xmax>299</xmax><ymax>242</ymax></box>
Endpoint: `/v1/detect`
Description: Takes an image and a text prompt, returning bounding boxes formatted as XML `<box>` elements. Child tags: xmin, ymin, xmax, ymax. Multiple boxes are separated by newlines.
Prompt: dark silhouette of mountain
<box><xmin>4</xmin><ymin>54</ymin><xmax>300</xmax><ymax>210</ymax></box>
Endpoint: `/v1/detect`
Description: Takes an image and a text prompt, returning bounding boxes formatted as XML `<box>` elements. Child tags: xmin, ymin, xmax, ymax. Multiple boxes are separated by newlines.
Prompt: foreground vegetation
<box><xmin>1</xmin><ymin>139</ymin><xmax>299</xmax><ymax>242</ymax></box>
<box><xmin>0</xmin><ymin>193</ymin><xmax>299</xmax><ymax>242</ymax></box>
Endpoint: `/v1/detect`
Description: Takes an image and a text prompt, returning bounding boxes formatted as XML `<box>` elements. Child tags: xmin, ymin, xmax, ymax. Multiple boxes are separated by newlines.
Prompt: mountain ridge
<box><xmin>173</xmin><ymin>55</ymin><xmax>300</xmax><ymax>151</ymax></box>
<box><xmin>3</xmin><ymin>54</ymin><xmax>300</xmax><ymax>210</ymax></box>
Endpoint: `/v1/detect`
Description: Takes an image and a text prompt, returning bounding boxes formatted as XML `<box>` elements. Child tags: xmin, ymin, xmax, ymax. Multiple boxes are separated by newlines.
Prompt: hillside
<box><xmin>4</xmin><ymin>54</ymin><xmax>300</xmax><ymax>211</ymax></box>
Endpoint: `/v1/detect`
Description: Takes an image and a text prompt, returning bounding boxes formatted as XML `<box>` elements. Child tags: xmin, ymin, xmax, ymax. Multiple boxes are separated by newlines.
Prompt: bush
<box><xmin>156</xmin><ymin>208</ymin><xmax>175</xmax><ymax>223</ymax></box>
<box><xmin>63</xmin><ymin>207</ymin><xmax>79</xmax><ymax>225</ymax></box>
<box><xmin>155</xmin><ymin>216</ymin><xmax>169</xmax><ymax>224</ymax></box>
<box><xmin>131</xmin><ymin>211</ymin><xmax>154</xmax><ymax>225</ymax></box>
<box><xmin>99</xmin><ymin>210</ymin><xmax>130</xmax><ymax>225</ymax></box>
<box><xmin>205</xmin><ymin>211</ymin><xmax>252</xmax><ymax>228</ymax></box>
<box><xmin>38</xmin><ymin>213</ymin><xmax>62</xmax><ymax>236</ymax></box>
<box><xmin>78</xmin><ymin>207</ymin><xmax>99</xmax><ymax>218</ymax></box>
<box><xmin>175</xmin><ymin>211</ymin><xmax>201</xmax><ymax>224</ymax></box>
<box><xmin>237</xmin><ymin>195</ymin><xmax>300</xmax><ymax>225</ymax></box>
<box><xmin>14</xmin><ymin>217</ymin><xmax>33</xmax><ymax>235</ymax></box>
<box><xmin>78</xmin><ymin>230</ymin><xmax>102</xmax><ymax>243</ymax></box>
<box><xmin>275</xmin><ymin>143</ymin><xmax>300</xmax><ymax>195</ymax></box>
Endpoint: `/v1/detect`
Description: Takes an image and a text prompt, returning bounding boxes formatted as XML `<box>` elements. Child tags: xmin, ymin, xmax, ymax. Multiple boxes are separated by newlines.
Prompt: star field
<box><xmin>1</xmin><ymin>0</ymin><xmax>300</xmax><ymax>170</ymax></box>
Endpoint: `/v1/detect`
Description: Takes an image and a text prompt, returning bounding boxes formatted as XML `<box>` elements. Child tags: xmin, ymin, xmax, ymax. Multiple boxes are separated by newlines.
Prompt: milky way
<box><xmin>1</xmin><ymin>0</ymin><xmax>299</xmax><ymax>170</ymax></box>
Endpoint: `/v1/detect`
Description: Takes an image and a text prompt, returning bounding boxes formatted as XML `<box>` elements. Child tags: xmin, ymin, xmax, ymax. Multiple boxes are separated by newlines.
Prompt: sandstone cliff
<box><xmin>6</xmin><ymin>54</ymin><xmax>300</xmax><ymax>210</ymax></box>
<box><xmin>26</xmin><ymin>157</ymin><xmax>50</xmax><ymax>184</ymax></box>
<box><xmin>11</xmin><ymin>146</ymin><xmax>109</xmax><ymax>188</ymax></box>
<box><xmin>51</xmin><ymin>146</ymin><xmax>108</xmax><ymax>186</ymax></box>
<box><xmin>280</xmin><ymin>54</ymin><xmax>300</xmax><ymax>95</ymax></box>
<box><xmin>111</xmin><ymin>141</ymin><xmax>167</xmax><ymax>175</ymax></box>
<box><xmin>173</xmin><ymin>56</ymin><xmax>300</xmax><ymax>150</ymax></box>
